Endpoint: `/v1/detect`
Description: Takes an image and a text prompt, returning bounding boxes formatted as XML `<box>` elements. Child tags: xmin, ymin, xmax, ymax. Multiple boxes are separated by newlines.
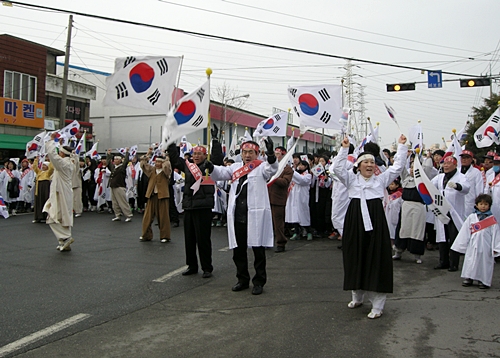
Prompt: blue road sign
<box><xmin>428</xmin><ymin>71</ymin><xmax>442</xmax><ymax>88</ymax></box>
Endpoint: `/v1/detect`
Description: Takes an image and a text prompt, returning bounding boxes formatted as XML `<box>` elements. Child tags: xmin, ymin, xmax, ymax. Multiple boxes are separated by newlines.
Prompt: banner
<box><xmin>104</xmin><ymin>55</ymin><xmax>181</xmax><ymax>114</ymax></box>
<box><xmin>288</xmin><ymin>85</ymin><xmax>342</xmax><ymax>130</ymax></box>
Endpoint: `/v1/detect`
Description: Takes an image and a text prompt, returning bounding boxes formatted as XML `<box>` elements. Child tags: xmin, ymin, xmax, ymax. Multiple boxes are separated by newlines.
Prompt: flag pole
<box><xmin>206</xmin><ymin>68</ymin><xmax>212</xmax><ymax>161</ymax></box>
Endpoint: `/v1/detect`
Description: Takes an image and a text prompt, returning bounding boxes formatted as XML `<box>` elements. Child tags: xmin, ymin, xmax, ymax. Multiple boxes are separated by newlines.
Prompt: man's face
<box><xmin>460</xmin><ymin>155</ymin><xmax>473</xmax><ymax>167</ymax></box>
<box><xmin>114</xmin><ymin>157</ymin><xmax>122</xmax><ymax>166</ymax></box>
<box><xmin>242</xmin><ymin>149</ymin><xmax>257</xmax><ymax>163</ymax></box>
<box><xmin>275</xmin><ymin>149</ymin><xmax>283</xmax><ymax>161</ymax></box>
<box><xmin>293</xmin><ymin>157</ymin><xmax>299</xmax><ymax>166</ymax></box>
<box><xmin>154</xmin><ymin>159</ymin><xmax>163</xmax><ymax>169</ymax></box>
<box><xmin>192</xmin><ymin>151</ymin><xmax>206</xmax><ymax>165</ymax></box>
<box><xmin>443</xmin><ymin>161</ymin><xmax>457</xmax><ymax>173</ymax></box>
<box><xmin>101</xmin><ymin>159</ymin><xmax>107</xmax><ymax>166</ymax></box>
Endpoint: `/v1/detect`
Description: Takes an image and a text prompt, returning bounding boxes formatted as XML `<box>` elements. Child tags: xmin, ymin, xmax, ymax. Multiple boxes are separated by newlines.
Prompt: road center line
<box><xmin>153</xmin><ymin>265</ymin><xmax>188</xmax><ymax>283</ymax></box>
<box><xmin>0</xmin><ymin>313</ymin><xmax>91</xmax><ymax>357</ymax></box>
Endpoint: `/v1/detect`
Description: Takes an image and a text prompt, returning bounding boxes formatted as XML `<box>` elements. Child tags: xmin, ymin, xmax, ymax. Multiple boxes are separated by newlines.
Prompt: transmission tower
<box><xmin>343</xmin><ymin>60</ymin><xmax>363</xmax><ymax>140</ymax></box>
<box><xmin>357</xmin><ymin>84</ymin><xmax>368</xmax><ymax>138</ymax></box>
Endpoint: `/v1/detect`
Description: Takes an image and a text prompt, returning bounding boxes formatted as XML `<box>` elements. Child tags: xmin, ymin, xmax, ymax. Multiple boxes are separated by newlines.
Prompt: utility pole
<box><xmin>59</xmin><ymin>14</ymin><xmax>73</xmax><ymax>129</ymax></box>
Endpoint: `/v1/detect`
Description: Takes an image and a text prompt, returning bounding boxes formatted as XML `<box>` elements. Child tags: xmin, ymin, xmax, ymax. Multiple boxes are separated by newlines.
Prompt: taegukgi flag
<box><xmin>474</xmin><ymin>107</ymin><xmax>500</xmax><ymax>148</ymax></box>
<box><xmin>25</xmin><ymin>130</ymin><xmax>46</xmax><ymax>159</ymax></box>
<box><xmin>104</xmin><ymin>55</ymin><xmax>182</xmax><ymax>114</ymax></box>
<box><xmin>162</xmin><ymin>80</ymin><xmax>210</xmax><ymax>148</ymax></box>
<box><xmin>0</xmin><ymin>195</ymin><xmax>9</xmax><ymax>219</ymax></box>
<box><xmin>413</xmin><ymin>156</ymin><xmax>451</xmax><ymax>225</ymax></box>
<box><xmin>60</xmin><ymin>120</ymin><xmax>80</xmax><ymax>141</ymax></box>
<box><xmin>253</xmin><ymin>112</ymin><xmax>287</xmax><ymax>137</ymax></box>
<box><xmin>288</xmin><ymin>85</ymin><xmax>342</xmax><ymax>130</ymax></box>
<box><xmin>85</xmin><ymin>142</ymin><xmax>100</xmax><ymax>160</ymax></box>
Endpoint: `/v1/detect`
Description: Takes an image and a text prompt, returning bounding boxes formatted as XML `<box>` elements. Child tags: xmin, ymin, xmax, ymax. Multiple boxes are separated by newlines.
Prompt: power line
<box><xmin>3</xmin><ymin>1</ymin><xmax>482</xmax><ymax>77</ymax></box>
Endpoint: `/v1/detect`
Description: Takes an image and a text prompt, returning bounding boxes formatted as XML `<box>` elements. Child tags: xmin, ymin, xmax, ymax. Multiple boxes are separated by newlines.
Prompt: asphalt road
<box><xmin>1</xmin><ymin>211</ymin><xmax>500</xmax><ymax>358</ymax></box>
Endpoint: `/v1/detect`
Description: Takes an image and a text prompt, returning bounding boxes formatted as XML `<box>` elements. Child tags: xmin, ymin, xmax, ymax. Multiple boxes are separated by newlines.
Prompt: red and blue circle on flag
<box><xmin>129</xmin><ymin>62</ymin><xmax>155</xmax><ymax>93</ymax></box>
<box><xmin>417</xmin><ymin>183</ymin><xmax>433</xmax><ymax>205</ymax></box>
<box><xmin>174</xmin><ymin>100</ymin><xmax>196</xmax><ymax>125</ymax></box>
<box><xmin>298</xmin><ymin>93</ymin><xmax>319</xmax><ymax>116</ymax></box>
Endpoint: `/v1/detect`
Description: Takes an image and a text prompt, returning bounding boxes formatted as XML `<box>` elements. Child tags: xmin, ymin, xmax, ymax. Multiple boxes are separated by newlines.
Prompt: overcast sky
<box><xmin>1</xmin><ymin>0</ymin><xmax>499</xmax><ymax>148</ymax></box>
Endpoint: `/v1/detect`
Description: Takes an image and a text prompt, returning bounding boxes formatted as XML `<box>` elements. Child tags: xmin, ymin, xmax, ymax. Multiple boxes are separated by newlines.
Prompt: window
<box><xmin>3</xmin><ymin>70</ymin><xmax>37</xmax><ymax>102</ymax></box>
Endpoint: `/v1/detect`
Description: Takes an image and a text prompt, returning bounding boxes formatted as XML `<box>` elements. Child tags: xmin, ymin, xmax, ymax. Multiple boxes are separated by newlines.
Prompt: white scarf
<box><xmin>357</xmin><ymin>174</ymin><xmax>374</xmax><ymax>231</ymax></box>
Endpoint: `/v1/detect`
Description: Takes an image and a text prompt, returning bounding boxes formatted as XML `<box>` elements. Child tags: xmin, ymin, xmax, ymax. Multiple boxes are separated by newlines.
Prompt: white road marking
<box><xmin>153</xmin><ymin>265</ymin><xmax>188</xmax><ymax>283</ymax></box>
<box><xmin>0</xmin><ymin>313</ymin><xmax>91</xmax><ymax>357</ymax></box>
<box><xmin>218</xmin><ymin>246</ymin><xmax>230</xmax><ymax>252</ymax></box>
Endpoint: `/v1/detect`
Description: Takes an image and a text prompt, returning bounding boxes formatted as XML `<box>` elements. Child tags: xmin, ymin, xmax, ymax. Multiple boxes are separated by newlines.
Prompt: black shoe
<box><xmin>202</xmin><ymin>271</ymin><xmax>212</xmax><ymax>278</ymax></box>
<box><xmin>275</xmin><ymin>246</ymin><xmax>285</xmax><ymax>253</ymax></box>
<box><xmin>337</xmin><ymin>245</ymin><xmax>342</xmax><ymax>250</ymax></box>
<box><xmin>478</xmin><ymin>282</ymin><xmax>490</xmax><ymax>289</ymax></box>
<box><xmin>172</xmin><ymin>221</ymin><xmax>179</xmax><ymax>227</ymax></box>
<box><xmin>448</xmin><ymin>266</ymin><xmax>458</xmax><ymax>272</ymax></box>
<box><xmin>434</xmin><ymin>264</ymin><xmax>450</xmax><ymax>270</ymax></box>
<box><xmin>462</xmin><ymin>278</ymin><xmax>473</xmax><ymax>287</ymax></box>
<box><xmin>232</xmin><ymin>282</ymin><xmax>249</xmax><ymax>292</ymax></box>
<box><xmin>252</xmin><ymin>285</ymin><xmax>263</xmax><ymax>295</ymax></box>
<box><xmin>182</xmin><ymin>268</ymin><xmax>198</xmax><ymax>276</ymax></box>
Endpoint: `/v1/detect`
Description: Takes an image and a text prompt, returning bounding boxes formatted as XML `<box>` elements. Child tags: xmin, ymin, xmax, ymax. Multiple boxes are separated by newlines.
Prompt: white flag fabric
<box><xmin>75</xmin><ymin>134</ymin><xmax>86</xmax><ymax>156</ymax></box>
<box><xmin>474</xmin><ymin>107</ymin><xmax>500</xmax><ymax>148</ymax></box>
<box><xmin>242</xmin><ymin>129</ymin><xmax>252</xmax><ymax>142</ymax></box>
<box><xmin>25</xmin><ymin>130</ymin><xmax>46</xmax><ymax>158</ymax></box>
<box><xmin>253</xmin><ymin>112</ymin><xmax>288</xmax><ymax>137</ymax></box>
<box><xmin>312</xmin><ymin>163</ymin><xmax>325</xmax><ymax>177</ymax></box>
<box><xmin>288</xmin><ymin>85</ymin><xmax>343</xmax><ymax>130</ymax></box>
<box><xmin>408</xmin><ymin>124</ymin><xmax>423</xmax><ymax>152</ymax></box>
<box><xmin>413</xmin><ymin>157</ymin><xmax>451</xmax><ymax>225</ymax></box>
<box><xmin>339</xmin><ymin>107</ymin><xmax>351</xmax><ymax>129</ymax></box>
<box><xmin>268</xmin><ymin>139</ymin><xmax>299</xmax><ymax>186</ymax></box>
<box><xmin>104</xmin><ymin>55</ymin><xmax>181</xmax><ymax>114</ymax></box>
<box><xmin>0</xmin><ymin>195</ymin><xmax>9</xmax><ymax>219</ymax></box>
<box><xmin>86</xmin><ymin>142</ymin><xmax>100</xmax><ymax>160</ymax></box>
<box><xmin>129</xmin><ymin>145</ymin><xmax>138</xmax><ymax>159</ymax></box>
<box><xmin>61</xmin><ymin>120</ymin><xmax>80</xmax><ymax>140</ymax></box>
<box><xmin>286</xmin><ymin>133</ymin><xmax>295</xmax><ymax>152</ymax></box>
<box><xmin>228</xmin><ymin>129</ymin><xmax>238</xmax><ymax>160</ymax></box>
<box><xmin>163</xmin><ymin>80</ymin><xmax>210</xmax><ymax>148</ymax></box>
<box><xmin>179</xmin><ymin>137</ymin><xmax>193</xmax><ymax>156</ymax></box>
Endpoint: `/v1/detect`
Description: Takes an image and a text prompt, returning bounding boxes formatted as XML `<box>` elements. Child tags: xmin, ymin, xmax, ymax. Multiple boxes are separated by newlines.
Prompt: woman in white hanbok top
<box><xmin>285</xmin><ymin>160</ymin><xmax>312</xmax><ymax>241</ymax></box>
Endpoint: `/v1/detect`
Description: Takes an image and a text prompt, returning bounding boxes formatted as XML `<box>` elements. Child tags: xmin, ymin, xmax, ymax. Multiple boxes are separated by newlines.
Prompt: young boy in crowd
<box><xmin>451</xmin><ymin>194</ymin><xmax>500</xmax><ymax>289</ymax></box>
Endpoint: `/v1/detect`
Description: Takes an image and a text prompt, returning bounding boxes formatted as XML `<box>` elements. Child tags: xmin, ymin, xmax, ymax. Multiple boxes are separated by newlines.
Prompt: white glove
<box><xmin>447</xmin><ymin>181</ymin><xmax>457</xmax><ymax>189</ymax></box>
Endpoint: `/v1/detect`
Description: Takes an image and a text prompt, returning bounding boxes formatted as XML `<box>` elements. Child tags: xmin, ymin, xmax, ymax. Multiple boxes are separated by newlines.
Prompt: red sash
<box><xmin>374</xmin><ymin>166</ymin><xmax>381</xmax><ymax>176</ymax></box>
<box><xmin>128</xmin><ymin>163</ymin><xmax>136</xmax><ymax>179</ymax></box>
<box><xmin>470</xmin><ymin>215</ymin><xmax>497</xmax><ymax>234</ymax></box>
<box><xmin>185</xmin><ymin>159</ymin><xmax>203</xmax><ymax>182</ymax></box>
<box><xmin>490</xmin><ymin>173</ymin><xmax>500</xmax><ymax>187</ymax></box>
<box><xmin>389</xmin><ymin>191</ymin><xmax>402</xmax><ymax>201</ymax></box>
<box><xmin>5</xmin><ymin>169</ymin><xmax>14</xmax><ymax>179</ymax></box>
<box><xmin>21</xmin><ymin>168</ymin><xmax>31</xmax><ymax>180</ymax></box>
<box><xmin>232</xmin><ymin>160</ymin><xmax>262</xmax><ymax>182</ymax></box>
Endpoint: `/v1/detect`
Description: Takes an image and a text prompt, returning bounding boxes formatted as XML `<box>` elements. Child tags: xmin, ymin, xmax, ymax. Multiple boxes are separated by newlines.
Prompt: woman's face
<box><xmin>358</xmin><ymin>159</ymin><xmax>375</xmax><ymax>177</ymax></box>
<box><xmin>297</xmin><ymin>163</ymin><xmax>306</xmax><ymax>172</ymax></box>
<box><xmin>319</xmin><ymin>158</ymin><xmax>327</xmax><ymax>166</ymax></box>
<box><xmin>7</xmin><ymin>162</ymin><xmax>14</xmax><ymax>170</ymax></box>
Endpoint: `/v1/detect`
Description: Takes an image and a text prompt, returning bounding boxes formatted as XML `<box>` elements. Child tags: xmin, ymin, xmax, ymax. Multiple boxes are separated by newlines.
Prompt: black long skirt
<box><xmin>34</xmin><ymin>180</ymin><xmax>50</xmax><ymax>221</ymax></box>
<box><xmin>342</xmin><ymin>198</ymin><xmax>393</xmax><ymax>293</ymax></box>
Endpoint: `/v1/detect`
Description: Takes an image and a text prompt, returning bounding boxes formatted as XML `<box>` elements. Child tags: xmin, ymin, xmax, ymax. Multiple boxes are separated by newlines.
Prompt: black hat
<box><xmin>432</xmin><ymin>149</ymin><xmax>445</xmax><ymax>157</ymax></box>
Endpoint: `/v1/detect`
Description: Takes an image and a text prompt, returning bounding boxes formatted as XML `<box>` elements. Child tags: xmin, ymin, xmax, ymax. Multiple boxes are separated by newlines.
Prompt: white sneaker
<box><xmin>367</xmin><ymin>310</ymin><xmax>383</xmax><ymax>319</ymax></box>
<box><xmin>112</xmin><ymin>217</ymin><xmax>121</xmax><ymax>222</ymax></box>
<box><xmin>90</xmin><ymin>206</ymin><xmax>96</xmax><ymax>212</ymax></box>
<box><xmin>12</xmin><ymin>210</ymin><xmax>17</xmax><ymax>216</ymax></box>
<box><xmin>60</xmin><ymin>237</ymin><xmax>74</xmax><ymax>251</ymax></box>
<box><xmin>348</xmin><ymin>301</ymin><xmax>363</xmax><ymax>309</ymax></box>
<box><xmin>125</xmin><ymin>217</ymin><xmax>132</xmax><ymax>222</ymax></box>
<box><xmin>75</xmin><ymin>213</ymin><xmax>82</xmax><ymax>218</ymax></box>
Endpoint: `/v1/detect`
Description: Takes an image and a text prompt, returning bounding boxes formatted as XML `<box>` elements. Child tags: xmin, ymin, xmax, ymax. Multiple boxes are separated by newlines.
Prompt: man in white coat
<box><xmin>459</xmin><ymin>150</ymin><xmax>484</xmax><ymax>216</ymax></box>
<box><xmin>431</xmin><ymin>156</ymin><xmax>470</xmax><ymax>271</ymax></box>
<box><xmin>208</xmin><ymin>139</ymin><xmax>278</xmax><ymax>295</ymax></box>
<box><xmin>43</xmin><ymin>133</ymin><xmax>76</xmax><ymax>252</ymax></box>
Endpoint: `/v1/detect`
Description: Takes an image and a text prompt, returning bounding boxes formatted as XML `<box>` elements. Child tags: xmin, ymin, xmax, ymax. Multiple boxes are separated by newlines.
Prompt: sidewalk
<box><xmin>16</xmin><ymin>239</ymin><xmax>500</xmax><ymax>358</ymax></box>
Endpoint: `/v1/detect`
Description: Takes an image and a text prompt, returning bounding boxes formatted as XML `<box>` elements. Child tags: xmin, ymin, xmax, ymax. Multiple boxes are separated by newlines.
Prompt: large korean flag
<box><xmin>163</xmin><ymin>80</ymin><xmax>210</xmax><ymax>147</ymax></box>
<box><xmin>474</xmin><ymin>107</ymin><xmax>500</xmax><ymax>148</ymax></box>
<box><xmin>104</xmin><ymin>56</ymin><xmax>181</xmax><ymax>114</ymax></box>
<box><xmin>288</xmin><ymin>85</ymin><xmax>343</xmax><ymax>130</ymax></box>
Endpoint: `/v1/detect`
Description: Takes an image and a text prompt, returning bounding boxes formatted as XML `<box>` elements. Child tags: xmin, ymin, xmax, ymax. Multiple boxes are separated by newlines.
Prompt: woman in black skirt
<box><xmin>32</xmin><ymin>158</ymin><xmax>54</xmax><ymax>223</ymax></box>
<box><xmin>333</xmin><ymin>134</ymin><xmax>407</xmax><ymax>319</ymax></box>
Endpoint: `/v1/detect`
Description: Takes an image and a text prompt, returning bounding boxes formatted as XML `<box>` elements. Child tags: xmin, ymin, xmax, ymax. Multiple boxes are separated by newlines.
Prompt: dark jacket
<box><xmin>167</xmin><ymin>142</ymin><xmax>224</xmax><ymax>211</ymax></box>
<box><xmin>107</xmin><ymin>153</ymin><xmax>130</xmax><ymax>188</ymax></box>
<box><xmin>268</xmin><ymin>165</ymin><xmax>293</xmax><ymax>206</ymax></box>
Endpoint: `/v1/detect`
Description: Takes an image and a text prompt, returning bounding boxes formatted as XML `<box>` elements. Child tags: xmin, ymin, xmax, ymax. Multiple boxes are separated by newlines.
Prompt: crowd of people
<box><xmin>1</xmin><ymin>128</ymin><xmax>500</xmax><ymax>319</ymax></box>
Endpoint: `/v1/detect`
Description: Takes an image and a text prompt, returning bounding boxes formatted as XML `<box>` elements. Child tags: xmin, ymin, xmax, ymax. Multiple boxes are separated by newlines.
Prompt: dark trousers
<box><xmin>233</xmin><ymin>221</ymin><xmax>266</xmax><ymax>286</ymax></box>
<box><xmin>184</xmin><ymin>208</ymin><xmax>213</xmax><ymax>273</ymax></box>
<box><xmin>271</xmin><ymin>204</ymin><xmax>287</xmax><ymax>247</ymax></box>
<box><xmin>82</xmin><ymin>181</ymin><xmax>97</xmax><ymax>208</ymax></box>
<box><xmin>438</xmin><ymin>220</ymin><xmax>460</xmax><ymax>268</ymax></box>
<box><xmin>169</xmin><ymin>183</ymin><xmax>179</xmax><ymax>224</ymax></box>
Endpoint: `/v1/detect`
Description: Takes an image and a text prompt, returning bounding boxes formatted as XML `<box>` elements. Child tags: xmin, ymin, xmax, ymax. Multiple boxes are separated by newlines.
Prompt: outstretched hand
<box><xmin>398</xmin><ymin>134</ymin><xmax>407</xmax><ymax>145</ymax></box>
<box><xmin>264</xmin><ymin>138</ymin><xmax>274</xmax><ymax>156</ymax></box>
<box><xmin>341</xmin><ymin>136</ymin><xmax>350</xmax><ymax>148</ymax></box>
<box><xmin>211</xmin><ymin>124</ymin><xmax>219</xmax><ymax>141</ymax></box>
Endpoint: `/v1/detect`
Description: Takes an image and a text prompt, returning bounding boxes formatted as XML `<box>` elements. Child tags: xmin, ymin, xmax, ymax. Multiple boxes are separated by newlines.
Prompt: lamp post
<box><xmin>223</xmin><ymin>93</ymin><xmax>249</xmax><ymax>140</ymax></box>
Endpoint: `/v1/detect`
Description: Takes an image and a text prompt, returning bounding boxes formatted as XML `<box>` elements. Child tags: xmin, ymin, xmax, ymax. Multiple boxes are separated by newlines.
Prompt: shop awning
<box><xmin>0</xmin><ymin>133</ymin><xmax>33</xmax><ymax>150</ymax></box>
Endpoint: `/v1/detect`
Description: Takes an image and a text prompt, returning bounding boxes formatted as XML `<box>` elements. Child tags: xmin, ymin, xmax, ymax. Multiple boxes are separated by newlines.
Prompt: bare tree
<box><xmin>212</xmin><ymin>82</ymin><xmax>250</xmax><ymax>140</ymax></box>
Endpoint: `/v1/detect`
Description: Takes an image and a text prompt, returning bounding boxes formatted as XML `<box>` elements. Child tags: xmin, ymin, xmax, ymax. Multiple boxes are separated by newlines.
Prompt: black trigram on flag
<box><xmin>293</xmin><ymin>107</ymin><xmax>301</xmax><ymax>118</ymax></box>
<box><xmin>123</xmin><ymin>56</ymin><xmax>136</xmax><ymax>68</ymax></box>
<box><xmin>34</xmin><ymin>135</ymin><xmax>42</xmax><ymax>142</ymax></box>
<box><xmin>434</xmin><ymin>195</ymin><xmax>443</xmax><ymax>206</ymax></box>
<box><xmin>431</xmin><ymin>207</ymin><xmax>443</xmax><ymax>217</ymax></box>
<box><xmin>229</xmin><ymin>149</ymin><xmax>235</xmax><ymax>157</ymax></box>
<box><xmin>318</xmin><ymin>88</ymin><xmax>330</xmax><ymax>102</ymax></box>
<box><xmin>157</xmin><ymin>58</ymin><xmax>169</xmax><ymax>75</ymax></box>
<box><xmin>115</xmin><ymin>82</ymin><xmax>128</xmax><ymax>99</ymax></box>
<box><xmin>275</xmin><ymin>114</ymin><xmax>282</xmax><ymax>121</ymax></box>
<box><xmin>414</xmin><ymin>168</ymin><xmax>421</xmax><ymax>179</ymax></box>
<box><xmin>320</xmin><ymin>111</ymin><xmax>331</xmax><ymax>124</ymax></box>
<box><xmin>192</xmin><ymin>115</ymin><xmax>204</xmax><ymax>127</ymax></box>
<box><xmin>147</xmin><ymin>89</ymin><xmax>161</xmax><ymax>105</ymax></box>
<box><xmin>273</xmin><ymin>126</ymin><xmax>280</xmax><ymax>133</ymax></box>
<box><xmin>289</xmin><ymin>88</ymin><xmax>297</xmax><ymax>98</ymax></box>
<box><xmin>476</xmin><ymin>134</ymin><xmax>483</xmax><ymax>141</ymax></box>
<box><xmin>492</xmin><ymin>115</ymin><xmax>500</xmax><ymax>124</ymax></box>
<box><xmin>196</xmin><ymin>88</ymin><xmax>205</xmax><ymax>102</ymax></box>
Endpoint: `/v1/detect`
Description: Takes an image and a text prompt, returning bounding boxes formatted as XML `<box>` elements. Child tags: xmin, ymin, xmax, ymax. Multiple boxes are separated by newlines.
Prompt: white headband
<box><xmin>355</xmin><ymin>154</ymin><xmax>375</xmax><ymax>167</ymax></box>
<box><xmin>114</xmin><ymin>156</ymin><xmax>123</xmax><ymax>160</ymax></box>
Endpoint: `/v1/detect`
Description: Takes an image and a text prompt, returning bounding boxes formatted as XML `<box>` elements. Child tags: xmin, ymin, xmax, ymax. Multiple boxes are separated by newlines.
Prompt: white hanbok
<box><xmin>285</xmin><ymin>171</ymin><xmax>312</xmax><ymax>226</ymax></box>
<box><xmin>19</xmin><ymin>168</ymin><xmax>35</xmax><ymax>204</ymax></box>
<box><xmin>462</xmin><ymin>165</ymin><xmax>484</xmax><ymax>216</ymax></box>
<box><xmin>211</xmin><ymin>160</ymin><xmax>278</xmax><ymax>249</ymax></box>
<box><xmin>0</xmin><ymin>169</ymin><xmax>20</xmax><ymax>203</ymax></box>
<box><xmin>451</xmin><ymin>213</ymin><xmax>500</xmax><ymax>286</ymax></box>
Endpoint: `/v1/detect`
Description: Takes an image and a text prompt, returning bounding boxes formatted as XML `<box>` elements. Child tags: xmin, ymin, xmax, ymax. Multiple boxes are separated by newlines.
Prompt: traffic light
<box><xmin>386</xmin><ymin>83</ymin><xmax>416</xmax><ymax>92</ymax></box>
<box><xmin>460</xmin><ymin>78</ymin><xmax>491</xmax><ymax>88</ymax></box>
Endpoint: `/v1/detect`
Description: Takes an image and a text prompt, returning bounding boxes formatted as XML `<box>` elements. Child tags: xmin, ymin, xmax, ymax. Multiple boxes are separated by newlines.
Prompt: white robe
<box><xmin>486</xmin><ymin>172</ymin><xmax>500</xmax><ymax>222</ymax></box>
<box><xmin>211</xmin><ymin>159</ymin><xmax>278</xmax><ymax>249</ymax></box>
<box><xmin>451</xmin><ymin>213</ymin><xmax>500</xmax><ymax>286</ymax></box>
<box><xmin>285</xmin><ymin>171</ymin><xmax>312</xmax><ymax>226</ymax></box>
<box><xmin>330</xmin><ymin>159</ymin><xmax>353</xmax><ymax>235</ymax></box>
<box><xmin>384</xmin><ymin>192</ymin><xmax>402</xmax><ymax>240</ymax></box>
<box><xmin>431</xmin><ymin>171</ymin><xmax>470</xmax><ymax>243</ymax></box>
<box><xmin>43</xmin><ymin>140</ymin><xmax>75</xmax><ymax>227</ymax></box>
<box><xmin>462</xmin><ymin>166</ymin><xmax>484</xmax><ymax>216</ymax></box>
<box><xmin>0</xmin><ymin>169</ymin><xmax>20</xmax><ymax>203</ymax></box>
<box><xmin>19</xmin><ymin>168</ymin><xmax>35</xmax><ymax>204</ymax></box>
